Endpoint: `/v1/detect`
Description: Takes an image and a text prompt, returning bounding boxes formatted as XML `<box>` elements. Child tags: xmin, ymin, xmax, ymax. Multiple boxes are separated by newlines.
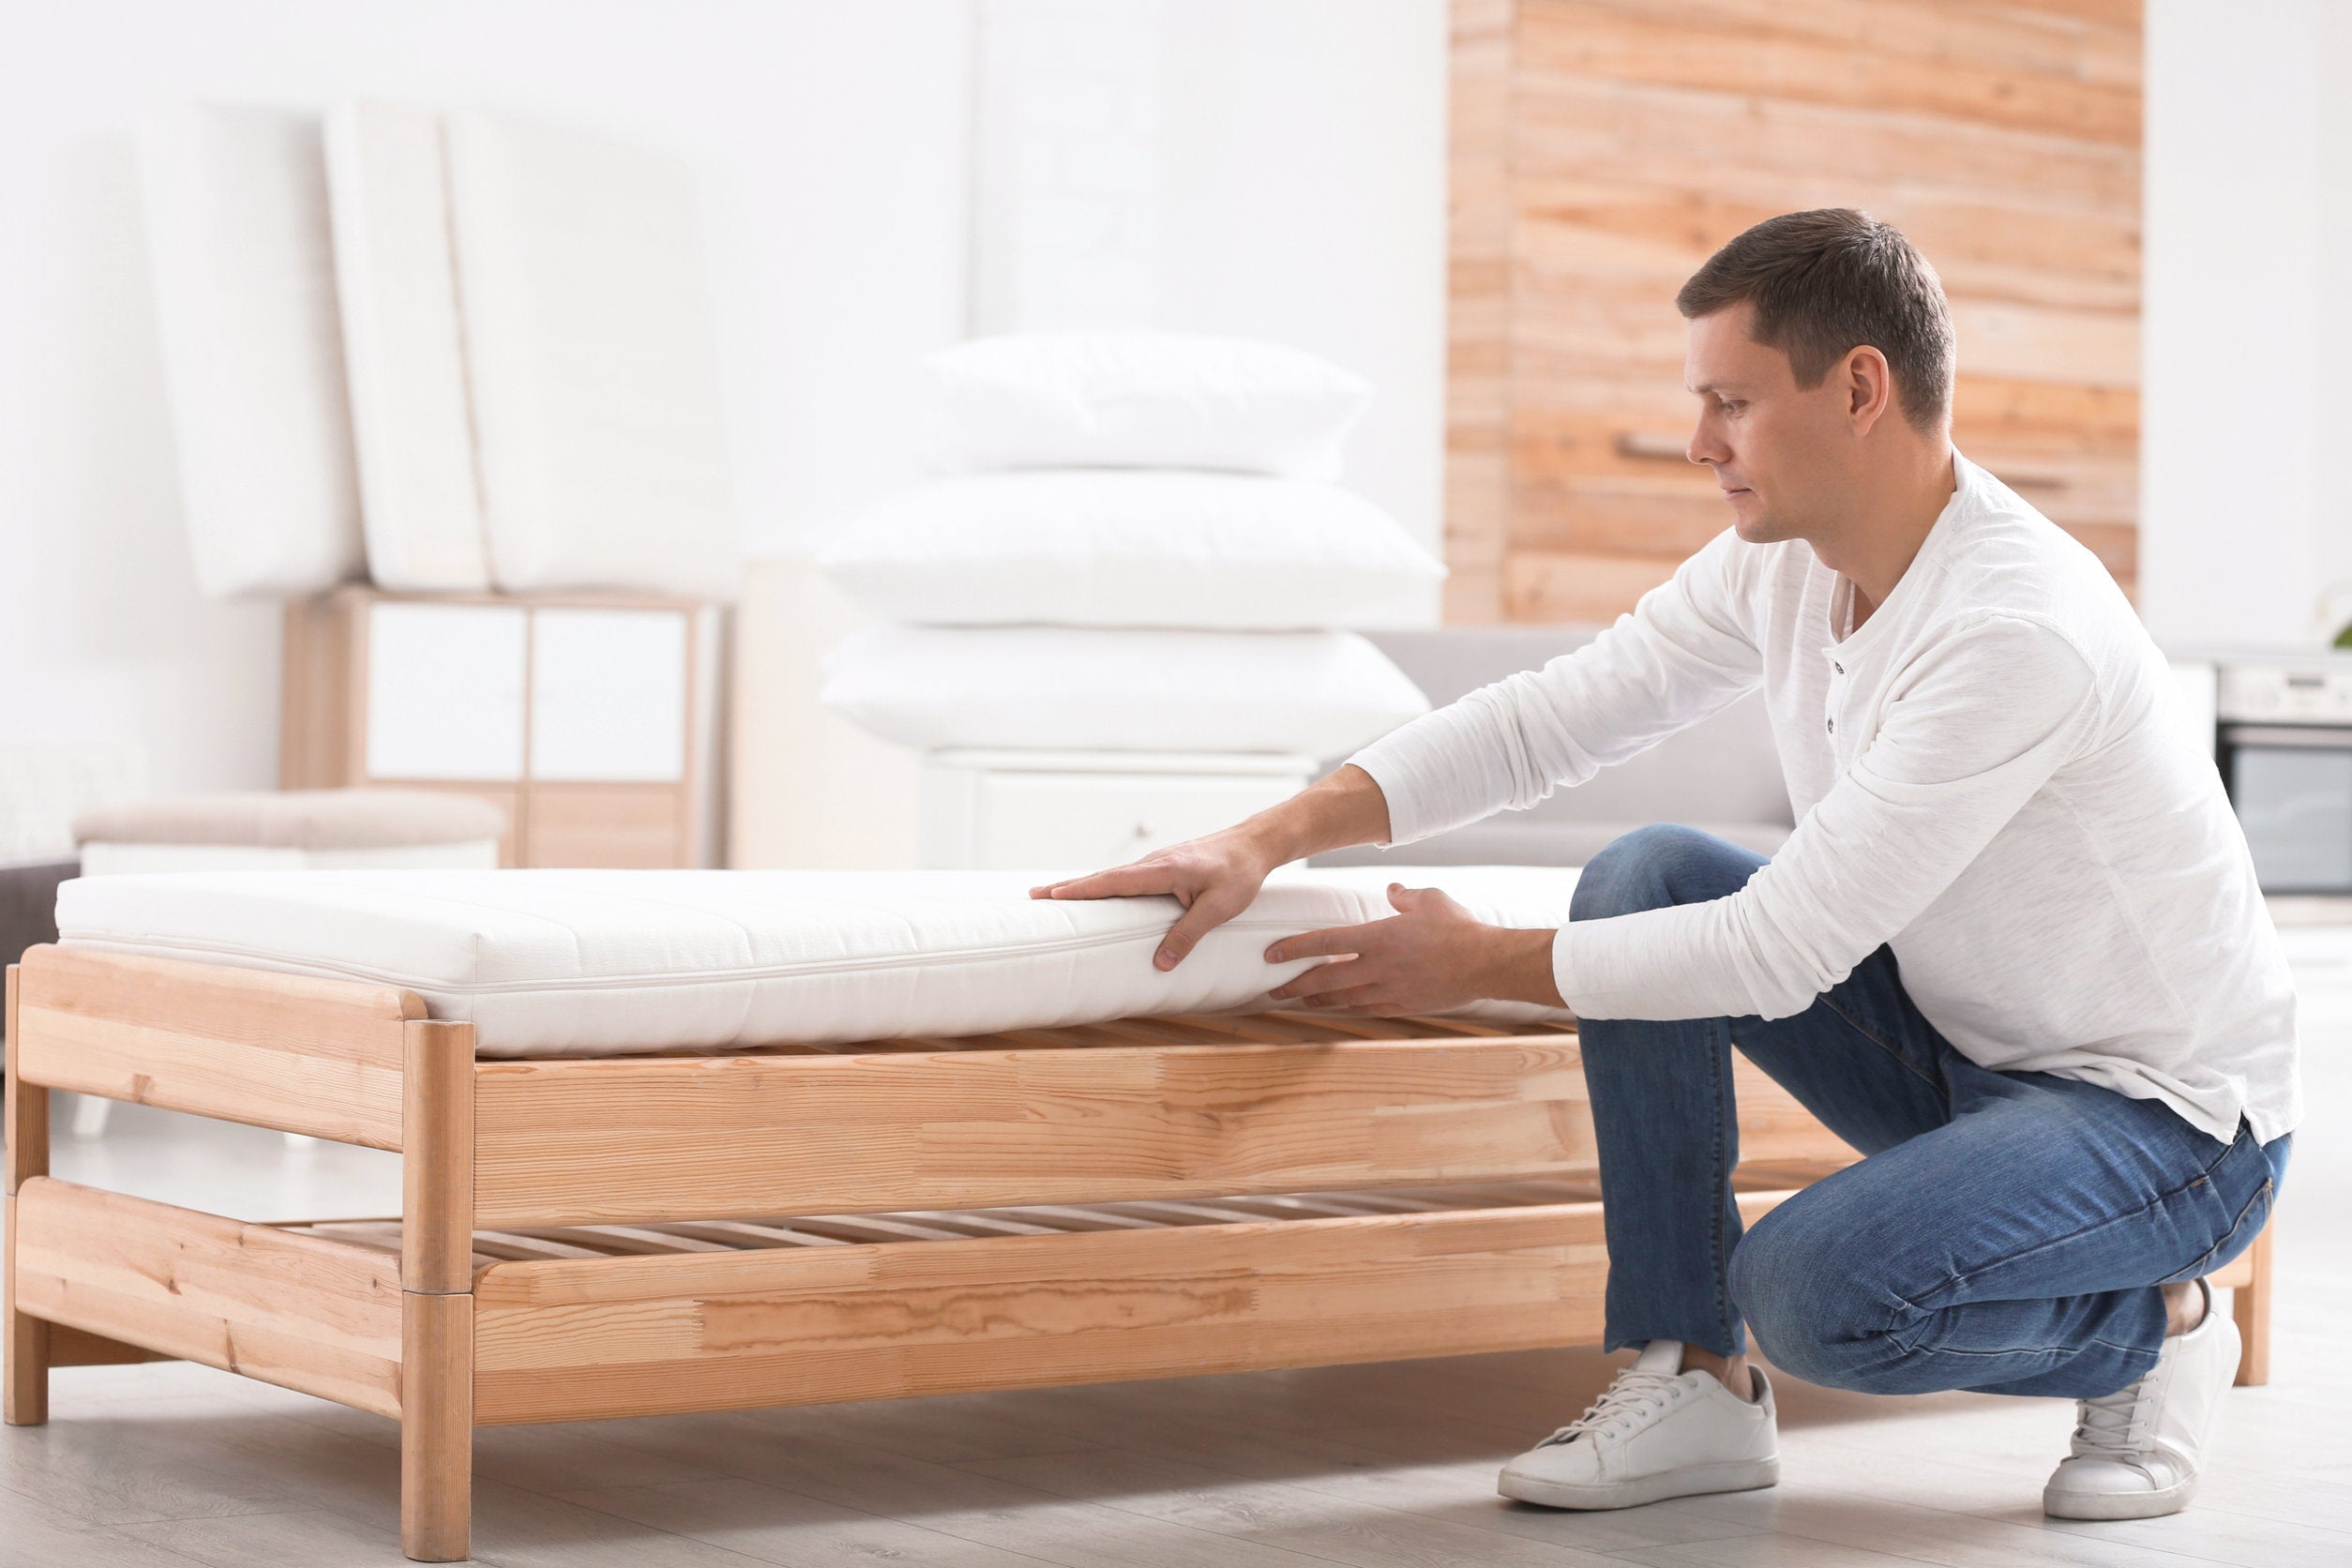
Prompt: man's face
<box><xmin>1683</xmin><ymin>301</ymin><xmax>1858</xmax><ymax>544</ymax></box>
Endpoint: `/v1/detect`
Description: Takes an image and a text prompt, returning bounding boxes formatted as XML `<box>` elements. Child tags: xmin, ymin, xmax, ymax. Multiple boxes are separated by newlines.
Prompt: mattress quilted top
<box><xmin>53</xmin><ymin>866</ymin><xmax>1582</xmax><ymax>1058</ymax></box>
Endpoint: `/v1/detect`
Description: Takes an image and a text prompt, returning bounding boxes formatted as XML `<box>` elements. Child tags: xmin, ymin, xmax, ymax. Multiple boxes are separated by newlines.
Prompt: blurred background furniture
<box><xmin>74</xmin><ymin>787</ymin><xmax>504</xmax><ymax>874</ymax></box>
<box><xmin>919</xmin><ymin>748</ymin><xmax>1319</xmax><ymax>869</ymax></box>
<box><xmin>1314</xmin><ymin>626</ymin><xmax>1794</xmax><ymax>868</ymax></box>
<box><xmin>280</xmin><ymin>586</ymin><xmax>725</xmax><ymax>867</ymax></box>
<box><xmin>0</xmin><ymin>743</ymin><xmax>146</xmax><ymax>1007</ymax></box>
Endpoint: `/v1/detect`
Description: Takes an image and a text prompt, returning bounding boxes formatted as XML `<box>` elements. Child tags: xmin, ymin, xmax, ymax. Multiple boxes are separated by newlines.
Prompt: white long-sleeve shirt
<box><xmin>1349</xmin><ymin>454</ymin><xmax>2299</xmax><ymax>1145</ymax></box>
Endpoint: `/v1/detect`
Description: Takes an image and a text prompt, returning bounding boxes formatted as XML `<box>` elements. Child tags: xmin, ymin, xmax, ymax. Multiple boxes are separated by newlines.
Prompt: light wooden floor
<box><xmin>7</xmin><ymin>962</ymin><xmax>2350</xmax><ymax>1567</ymax></box>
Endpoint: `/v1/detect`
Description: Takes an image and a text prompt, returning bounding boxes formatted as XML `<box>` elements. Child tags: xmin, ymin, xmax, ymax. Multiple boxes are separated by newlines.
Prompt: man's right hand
<box><xmin>1027</xmin><ymin>763</ymin><xmax>1395</xmax><ymax>971</ymax></box>
<box><xmin>1029</xmin><ymin>823</ymin><xmax>1280</xmax><ymax>972</ymax></box>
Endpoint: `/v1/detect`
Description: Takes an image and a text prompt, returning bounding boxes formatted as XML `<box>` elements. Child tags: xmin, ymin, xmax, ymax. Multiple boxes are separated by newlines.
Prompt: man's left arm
<box><xmin>1268</xmin><ymin>615</ymin><xmax>2100</xmax><ymax>1018</ymax></box>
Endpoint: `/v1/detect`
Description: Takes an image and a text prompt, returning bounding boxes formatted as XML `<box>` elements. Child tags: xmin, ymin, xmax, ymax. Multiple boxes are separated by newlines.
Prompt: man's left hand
<box><xmin>1263</xmin><ymin>883</ymin><xmax>1566</xmax><ymax>1015</ymax></box>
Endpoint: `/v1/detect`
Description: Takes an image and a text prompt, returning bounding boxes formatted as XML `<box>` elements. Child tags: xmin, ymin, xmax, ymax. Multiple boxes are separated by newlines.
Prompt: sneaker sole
<box><xmin>1498</xmin><ymin>1456</ymin><xmax>1779</xmax><ymax>1512</ymax></box>
<box><xmin>2043</xmin><ymin>1476</ymin><xmax>2196</xmax><ymax>1521</ymax></box>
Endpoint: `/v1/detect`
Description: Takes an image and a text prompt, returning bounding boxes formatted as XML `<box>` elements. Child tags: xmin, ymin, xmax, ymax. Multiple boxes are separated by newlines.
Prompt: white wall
<box><xmin>960</xmin><ymin>0</ymin><xmax>1446</xmax><ymax>564</ymax></box>
<box><xmin>2140</xmin><ymin>0</ymin><xmax>2337</xmax><ymax>652</ymax></box>
<box><xmin>1158</xmin><ymin>0</ymin><xmax>1448</xmax><ymax>577</ymax></box>
<box><xmin>0</xmin><ymin>0</ymin><xmax>974</xmax><ymax>796</ymax></box>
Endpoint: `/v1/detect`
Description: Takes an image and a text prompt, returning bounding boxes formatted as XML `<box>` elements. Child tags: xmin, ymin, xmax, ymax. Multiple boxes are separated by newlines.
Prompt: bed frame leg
<box><xmin>400</xmin><ymin>1017</ymin><xmax>475</xmax><ymax>1560</ymax></box>
<box><xmin>6</xmin><ymin>964</ymin><xmax>52</xmax><ymax>1426</ymax></box>
<box><xmin>401</xmin><ymin>1290</ymin><xmax>472</xmax><ymax>1562</ymax></box>
<box><xmin>2231</xmin><ymin>1221</ymin><xmax>2273</xmax><ymax>1387</ymax></box>
<box><xmin>5</xmin><ymin>1197</ymin><xmax>50</xmax><ymax>1428</ymax></box>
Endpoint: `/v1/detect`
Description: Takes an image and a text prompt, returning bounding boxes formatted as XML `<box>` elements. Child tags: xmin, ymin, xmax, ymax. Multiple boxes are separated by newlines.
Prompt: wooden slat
<box><xmin>471</xmin><ymin>1034</ymin><xmax>1602</xmax><ymax>1228</ymax></box>
<box><xmin>9</xmin><ymin>1177</ymin><xmax>404</xmax><ymax>1417</ymax></box>
<box><xmin>11</xmin><ymin>945</ymin><xmax>416</xmax><ymax>1150</ymax></box>
<box><xmin>644</xmin><ymin>1220</ymin><xmax>850</xmax><ymax>1249</ymax></box>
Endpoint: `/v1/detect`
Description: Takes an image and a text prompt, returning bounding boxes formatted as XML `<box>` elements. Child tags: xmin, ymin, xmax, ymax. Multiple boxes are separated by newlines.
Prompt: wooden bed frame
<box><xmin>3</xmin><ymin>944</ymin><xmax>2275</xmax><ymax>1562</ymax></box>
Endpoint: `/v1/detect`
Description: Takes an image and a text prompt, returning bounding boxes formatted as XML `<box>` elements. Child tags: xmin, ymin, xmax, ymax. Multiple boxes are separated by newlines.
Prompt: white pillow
<box><xmin>813</xmin><ymin>470</ymin><xmax>1443</xmax><ymax>630</ymax></box>
<box><xmin>324</xmin><ymin>101</ymin><xmax>491</xmax><ymax>592</ymax></box>
<box><xmin>822</xmin><ymin>626</ymin><xmax>1428</xmax><ymax>755</ymax></box>
<box><xmin>923</xmin><ymin>331</ymin><xmax>1373</xmax><ymax>481</ymax></box>
<box><xmin>445</xmin><ymin>111</ymin><xmax>741</xmax><ymax>599</ymax></box>
<box><xmin>138</xmin><ymin>106</ymin><xmax>365</xmax><ymax>598</ymax></box>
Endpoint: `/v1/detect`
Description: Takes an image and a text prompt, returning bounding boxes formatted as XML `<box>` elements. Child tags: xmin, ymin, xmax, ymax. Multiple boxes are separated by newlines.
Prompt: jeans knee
<box><xmin>1571</xmin><ymin>824</ymin><xmax>1764</xmax><ymax>923</ymax></box>
<box><xmin>1730</xmin><ymin>1206</ymin><xmax>1911</xmax><ymax>1394</ymax></box>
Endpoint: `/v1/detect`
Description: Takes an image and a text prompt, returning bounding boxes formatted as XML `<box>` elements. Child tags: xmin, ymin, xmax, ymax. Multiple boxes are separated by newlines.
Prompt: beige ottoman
<box><xmin>73</xmin><ymin>788</ymin><xmax>505</xmax><ymax>875</ymax></box>
<box><xmin>63</xmin><ymin>788</ymin><xmax>505</xmax><ymax>1139</ymax></box>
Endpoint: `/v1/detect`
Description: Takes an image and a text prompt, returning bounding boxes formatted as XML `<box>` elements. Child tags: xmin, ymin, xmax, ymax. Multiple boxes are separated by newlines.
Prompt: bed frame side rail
<box><xmin>8</xmin><ymin>943</ymin><xmax>423</xmax><ymax>1150</ymax></box>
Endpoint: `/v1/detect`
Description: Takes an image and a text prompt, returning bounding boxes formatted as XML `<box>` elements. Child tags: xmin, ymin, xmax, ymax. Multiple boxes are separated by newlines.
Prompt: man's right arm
<box><xmin>1350</xmin><ymin>532</ymin><xmax>1765</xmax><ymax>849</ymax></box>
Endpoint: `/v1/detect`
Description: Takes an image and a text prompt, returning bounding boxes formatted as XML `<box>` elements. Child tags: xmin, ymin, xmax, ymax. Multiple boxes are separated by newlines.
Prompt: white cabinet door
<box><xmin>529</xmin><ymin>607</ymin><xmax>688</xmax><ymax>782</ymax></box>
<box><xmin>365</xmin><ymin>601</ymin><xmax>527</xmax><ymax>779</ymax></box>
<box><xmin>925</xmin><ymin>767</ymin><xmax>1304</xmax><ymax>870</ymax></box>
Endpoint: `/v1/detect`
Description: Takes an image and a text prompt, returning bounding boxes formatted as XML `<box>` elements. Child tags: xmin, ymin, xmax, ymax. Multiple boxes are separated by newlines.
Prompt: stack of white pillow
<box><xmin>816</xmin><ymin>331</ymin><xmax>1442</xmax><ymax>758</ymax></box>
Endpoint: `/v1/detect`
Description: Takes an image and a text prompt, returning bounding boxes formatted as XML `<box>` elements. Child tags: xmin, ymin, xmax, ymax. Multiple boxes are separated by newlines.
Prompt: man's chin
<box><xmin>1731</xmin><ymin>512</ymin><xmax>1785</xmax><ymax>544</ymax></box>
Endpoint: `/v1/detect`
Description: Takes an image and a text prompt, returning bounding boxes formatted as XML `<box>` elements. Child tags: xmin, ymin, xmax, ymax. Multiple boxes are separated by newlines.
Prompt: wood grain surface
<box><xmin>1448</xmin><ymin>0</ymin><xmax>2142</xmax><ymax>622</ymax></box>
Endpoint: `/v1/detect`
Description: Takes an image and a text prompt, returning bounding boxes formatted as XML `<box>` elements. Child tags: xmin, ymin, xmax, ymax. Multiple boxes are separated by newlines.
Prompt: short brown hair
<box><xmin>1676</xmin><ymin>209</ymin><xmax>1954</xmax><ymax>431</ymax></box>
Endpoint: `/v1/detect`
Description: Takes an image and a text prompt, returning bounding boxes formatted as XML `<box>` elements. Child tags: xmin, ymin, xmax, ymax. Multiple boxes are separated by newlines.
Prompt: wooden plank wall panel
<box><xmin>1449</xmin><ymin>0</ymin><xmax>2142</xmax><ymax>624</ymax></box>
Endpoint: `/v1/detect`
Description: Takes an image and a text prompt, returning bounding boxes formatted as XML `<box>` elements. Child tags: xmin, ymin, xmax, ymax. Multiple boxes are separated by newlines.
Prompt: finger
<box><xmin>1268</xmin><ymin>956</ymin><xmax>1363</xmax><ymax>1002</ymax></box>
<box><xmin>1385</xmin><ymin>882</ymin><xmax>1415</xmax><ymax>912</ymax></box>
<box><xmin>1033</xmin><ymin>864</ymin><xmax>1179</xmax><ymax>902</ymax></box>
<box><xmin>1264</xmin><ymin>921</ymin><xmax>1382</xmax><ymax>964</ymax></box>
<box><xmin>1153</xmin><ymin>889</ymin><xmax>1244</xmax><ymax>971</ymax></box>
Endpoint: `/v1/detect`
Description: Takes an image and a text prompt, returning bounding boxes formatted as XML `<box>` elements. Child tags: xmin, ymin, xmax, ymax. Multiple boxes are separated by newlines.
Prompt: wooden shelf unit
<box><xmin>280</xmin><ymin>585</ymin><xmax>725</xmax><ymax>867</ymax></box>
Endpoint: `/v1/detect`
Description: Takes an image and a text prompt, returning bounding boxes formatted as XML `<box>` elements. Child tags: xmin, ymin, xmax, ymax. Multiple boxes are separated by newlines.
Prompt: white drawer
<box><xmin>365</xmin><ymin>601</ymin><xmax>527</xmax><ymax>780</ymax></box>
<box><xmin>921</xmin><ymin>764</ymin><xmax>1307</xmax><ymax>870</ymax></box>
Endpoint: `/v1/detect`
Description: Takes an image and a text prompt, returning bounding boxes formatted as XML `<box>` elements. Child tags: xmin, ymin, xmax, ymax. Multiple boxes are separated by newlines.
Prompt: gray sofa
<box><xmin>1314</xmin><ymin>626</ymin><xmax>1793</xmax><ymax>869</ymax></box>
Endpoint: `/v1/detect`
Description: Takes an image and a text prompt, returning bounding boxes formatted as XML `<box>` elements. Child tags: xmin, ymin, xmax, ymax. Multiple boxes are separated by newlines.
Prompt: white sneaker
<box><xmin>2043</xmin><ymin>1280</ymin><xmax>2240</xmax><ymax>1521</ymax></box>
<box><xmin>1497</xmin><ymin>1340</ymin><xmax>1780</xmax><ymax>1511</ymax></box>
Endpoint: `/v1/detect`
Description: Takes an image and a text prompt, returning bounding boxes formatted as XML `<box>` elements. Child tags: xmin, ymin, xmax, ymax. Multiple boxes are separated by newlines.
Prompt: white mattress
<box><xmin>53</xmin><ymin>867</ymin><xmax>1580</xmax><ymax>1058</ymax></box>
<box><xmin>445</xmin><ymin>111</ymin><xmax>739</xmax><ymax>599</ymax></box>
<box><xmin>324</xmin><ymin>100</ymin><xmax>492</xmax><ymax>592</ymax></box>
<box><xmin>138</xmin><ymin>105</ymin><xmax>365</xmax><ymax>598</ymax></box>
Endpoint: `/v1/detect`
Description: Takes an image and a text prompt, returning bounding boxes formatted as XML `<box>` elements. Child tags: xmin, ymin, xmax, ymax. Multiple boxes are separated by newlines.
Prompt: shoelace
<box><xmin>2069</xmin><ymin>1380</ymin><xmax>2152</xmax><ymax>1460</ymax></box>
<box><xmin>1537</xmin><ymin>1368</ymin><xmax>1687</xmax><ymax>1447</ymax></box>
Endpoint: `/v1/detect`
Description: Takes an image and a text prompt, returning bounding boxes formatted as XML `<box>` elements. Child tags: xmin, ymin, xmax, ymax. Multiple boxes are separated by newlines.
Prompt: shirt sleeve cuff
<box><xmin>1549</xmin><ymin>922</ymin><xmax>1581</xmax><ymax>1016</ymax></box>
<box><xmin>1344</xmin><ymin>737</ymin><xmax>1434</xmax><ymax>847</ymax></box>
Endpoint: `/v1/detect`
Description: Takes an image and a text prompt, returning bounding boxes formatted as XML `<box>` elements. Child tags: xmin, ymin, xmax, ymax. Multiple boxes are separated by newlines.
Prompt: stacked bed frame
<box><xmin>4</xmin><ymin>943</ymin><xmax>2274</xmax><ymax>1561</ymax></box>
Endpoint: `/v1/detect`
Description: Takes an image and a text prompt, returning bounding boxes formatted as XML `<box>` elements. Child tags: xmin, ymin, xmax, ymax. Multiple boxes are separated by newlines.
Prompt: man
<box><xmin>1033</xmin><ymin>209</ymin><xmax>2298</xmax><ymax>1521</ymax></box>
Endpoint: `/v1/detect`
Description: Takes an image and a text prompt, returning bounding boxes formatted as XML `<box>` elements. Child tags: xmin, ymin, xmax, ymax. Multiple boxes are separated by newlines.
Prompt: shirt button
<box><xmin>1833</xmin><ymin>661</ymin><xmax>1844</xmax><ymax>674</ymax></box>
<box><xmin>1826</xmin><ymin>717</ymin><xmax>1835</xmax><ymax>733</ymax></box>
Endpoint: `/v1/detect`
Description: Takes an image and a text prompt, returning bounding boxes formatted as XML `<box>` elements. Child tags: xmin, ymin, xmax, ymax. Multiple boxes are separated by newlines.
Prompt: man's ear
<box><xmin>1846</xmin><ymin>345</ymin><xmax>1894</xmax><ymax>434</ymax></box>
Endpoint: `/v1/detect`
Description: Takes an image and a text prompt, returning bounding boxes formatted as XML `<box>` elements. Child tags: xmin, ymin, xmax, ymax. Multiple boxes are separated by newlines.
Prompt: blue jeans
<box><xmin>1575</xmin><ymin>824</ymin><xmax>2291</xmax><ymax>1399</ymax></box>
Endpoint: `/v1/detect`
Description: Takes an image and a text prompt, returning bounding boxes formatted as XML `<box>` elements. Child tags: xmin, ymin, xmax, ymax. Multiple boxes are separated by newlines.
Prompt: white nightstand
<box><xmin>918</xmin><ymin>749</ymin><xmax>1319</xmax><ymax>870</ymax></box>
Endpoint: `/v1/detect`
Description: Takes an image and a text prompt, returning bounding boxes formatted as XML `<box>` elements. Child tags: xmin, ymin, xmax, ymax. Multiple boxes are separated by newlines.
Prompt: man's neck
<box><xmin>1818</xmin><ymin>444</ymin><xmax>1958</xmax><ymax>631</ymax></box>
